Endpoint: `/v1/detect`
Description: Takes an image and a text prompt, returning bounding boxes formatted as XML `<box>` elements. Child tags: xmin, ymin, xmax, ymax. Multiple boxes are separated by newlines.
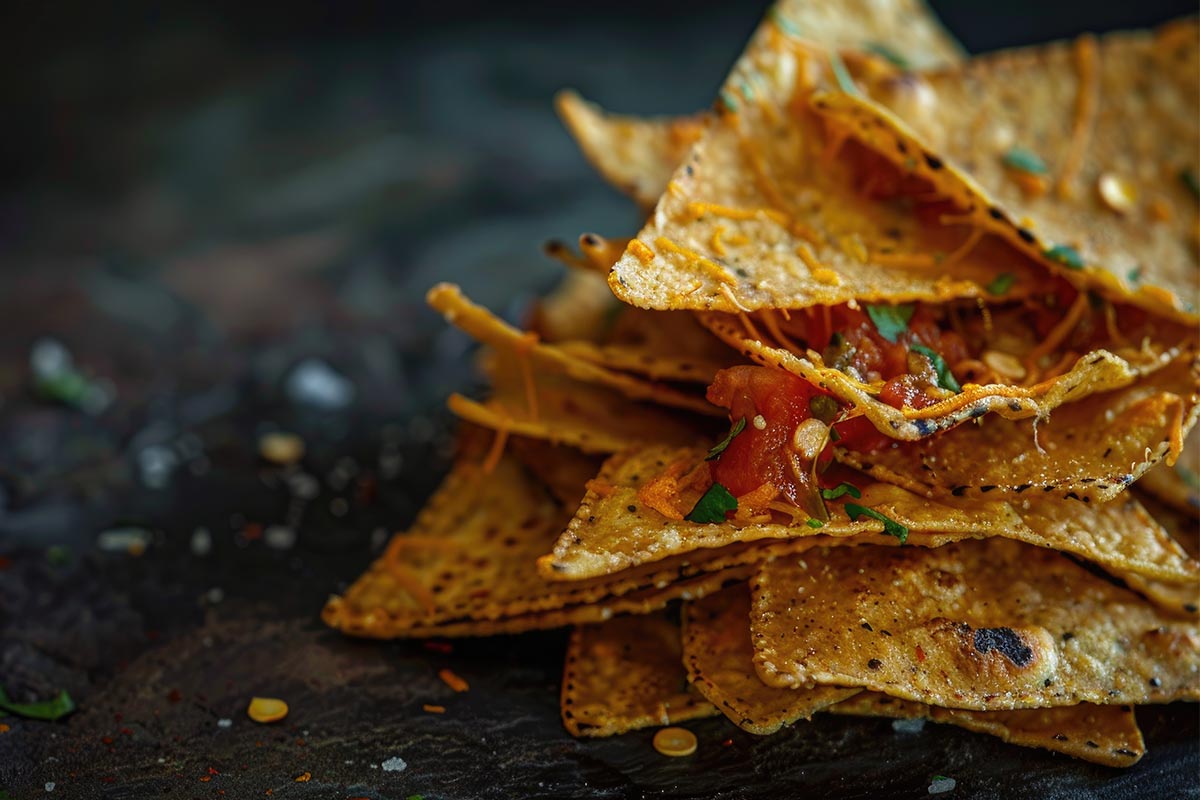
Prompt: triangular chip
<box><xmin>827</xmin><ymin>693</ymin><xmax>1145</xmax><ymax>767</ymax></box>
<box><xmin>837</xmin><ymin>353</ymin><xmax>1199</xmax><ymax>501</ymax></box>
<box><xmin>811</xmin><ymin>21</ymin><xmax>1199</xmax><ymax>322</ymax></box>
<box><xmin>561</xmin><ymin>613</ymin><xmax>719</xmax><ymax>737</ymax></box>
<box><xmin>682</xmin><ymin>586</ymin><xmax>860</xmax><ymax>733</ymax></box>
<box><xmin>751</xmin><ymin>539</ymin><xmax>1200</xmax><ymax>709</ymax></box>
<box><xmin>1138</xmin><ymin>429</ymin><xmax>1200</xmax><ymax>514</ymax></box>
<box><xmin>539</xmin><ymin>444</ymin><xmax>1199</xmax><ymax>584</ymax></box>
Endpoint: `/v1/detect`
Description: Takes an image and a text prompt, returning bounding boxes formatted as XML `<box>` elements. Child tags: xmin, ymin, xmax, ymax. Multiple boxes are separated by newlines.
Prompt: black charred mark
<box><xmin>924</xmin><ymin>154</ymin><xmax>943</xmax><ymax>170</ymax></box>
<box><xmin>1017</xmin><ymin>228</ymin><xmax>1035</xmax><ymax>244</ymax></box>
<box><xmin>862</xmin><ymin>622</ymin><xmax>874</xmax><ymax>631</ymax></box>
<box><xmin>1062</xmin><ymin>632</ymin><xmax>1075</xmax><ymax>641</ymax></box>
<box><xmin>627</xmin><ymin>505</ymin><xmax>637</xmax><ymax>513</ymax></box>
<box><xmin>1008</xmin><ymin>400</ymin><xmax>1022</xmax><ymax>412</ymax></box>
<box><xmin>1015</xmin><ymin>484</ymin><xmax>1031</xmax><ymax>493</ymax></box>
<box><xmin>1053</xmin><ymin>733</ymin><xmax>1068</xmax><ymax>741</ymax></box>
<box><xmin>979</xmin><ymin>485</ymin><xmax>997</xmax><ymax>493</ymax></box>
<box><xmin>1149</xmin><ymin>677</ymin><xmax>1162</xmax><ymax>687</ymax></box>
<box><xmin>1043</xmin><ymin>677</ymin><xmax>1053</xmax><ymax>687</ymax></box>
<box><xmin>1043</xmin><ymin>485</ymin><xmax>1055</xmax><ymax>492</ymax></box>
<box><xmin>1185</xmin><ymin>603</ymin><xmax>1198</xmax><ymax>613</ymax></box>
<box><xmin>1102</xmin><ymin>447</ymin><xmax>1113</xmax><ymax>459</ymax></box>
<box><xmin>1115</xmin><ymin>748</ymin><xmax>1138</xmax><ymax>758</ymax></box>
<box><xmin>988</xmin><ymin>207</ymin><xmax>1004</xmax><ymax>220</ymax></box>
<box><xmin>915</xmin><ymin>419</ymin><xmax>934</xmax><ymax>436</ymax></box>
<box><xmin>951</xmin><ymin>485</ymin><xmax>968</xmax><ymax>497</ymax></box>
<box><xmin>1065</xmin><ymin>492</ymin><xmax>1081</xmax><ymax>501</ymax></box>
<box><xmin>1086</xmin><ymin>741</ymin><xmax>1099</xmax><ymax>749</ymax></box>
<box><xmin>972</xmin><ymin>627</ymin><xmax>1034</xmax><ymax>666</ymax></box>
<box><xmin>969</xmin><ymin>406</ymin><xmax>987</xmax><ymax>419</ymax></box>
<box><xmin>867</xmin><ymin>658</ymin><xmax>883</xmax><ymax>670</ymax></box>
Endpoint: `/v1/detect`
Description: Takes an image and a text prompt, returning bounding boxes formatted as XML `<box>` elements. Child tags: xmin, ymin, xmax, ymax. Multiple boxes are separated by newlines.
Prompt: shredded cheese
<box><xmin>688</xmin><ymin>201</ymin><xmax>789</xmax><ymax>226</ymax></box>
<box><xmin>655</xmin><ymin>237</ymin><xmax>737</xmax><ymax>285</ymax></box>
<box><xmin>760</xmin><ymin>309</ymin><xmax>804</xmax><ymax>354</ymax></box>
<box><xmin>627</xmin><ymin>239</ymin><xmax>655</xmax><ymax>264</ymax></box>
<box><xmin>1024</xmin><ymin>291</ymin><xmax>1089</xmax><ymax>369</ymax></box>
<box><xmin>737</xmin><ymin>312</ymin><xmax>765</xmax><ymax>341</ymax></box>
<box><xmin>720</xmin><ymin>283</ymin><xmax>754</xmax><ymax>312</ymax></box>
<box><xmin>796</xmin><ymin>243</ymin><xmax>841</xmax><ymax>284</ymax></box>
<box><xmin>515</xmin><ymin>331</ymin><xmax>540</xmax><ymax>423</ymax></box>
<box><xmin>1056</xmin><ymin>34</ymin><xmax>1099</xmax><ymax>198</ymax></box>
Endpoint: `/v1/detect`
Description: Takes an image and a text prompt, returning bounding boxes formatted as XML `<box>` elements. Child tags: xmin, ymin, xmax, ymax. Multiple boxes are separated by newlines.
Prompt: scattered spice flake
<box><xmin>438</xmin><ymin>669</ymin><xmax>469</xmax><ymax>693</ymax></box>
<box><xmin>863</xmin><ymin>42</ymin><xmax>909</xmax><ymax>69</ymax></box>
<box><xmin>294</xmin><ymin>772</ymin><xmax>311</xmax><ymax>783</ymax></box>
<box><xmin>985</xmin><ymin>272</ymin><xmax>1015</xmax><ymax>295</ymax></box>
<box><xmin>844</xmin><ymin>503</ymin><xmax>909</xmax><ymax>544</ymax></box>
<box><xmin>1044</xmin><ymin>244</ymin><xmax>1084</xmax><ymax>270</ymax></box>
<box><xmin>653</xmin><ymin>727</ymin><xmax>698</xmax><ymax>757</ymax></box>
<box><xmin>718</xmin><ymin>90</ymin><xmax>739</xmax><ymax>114</ymax></box>
<box><xmin>422</xmin><ymin>704</ymin><xmax>446</xmax><ymax>714</ymax></box>
<box><xmin>1001</xmin><ymin>146</ymin><xmax>1047</xmax><ymax>175</ymax></box>
<box><xmin>685</xmin><ymin>482</ymin><xmax>738</xmax><ymax>524</ymax></box>
<box><xmin>1127</xmin><ymin>265</ymin><xmax>1144</xmax><ymax>284</ymax></box>
<box><xmin>0</xmin><ymin>723</ymin><xmax>9</xmax><ymax>733</ymax></box>
<box><xmin>246</xmin><ymin>697</ymin><xmax>289</xmax><ymax>724</ymax></box>
<box><xmin>706</xmin><ymin>417</ymin><xmax>746</xmax><ymax>461</ymax></box>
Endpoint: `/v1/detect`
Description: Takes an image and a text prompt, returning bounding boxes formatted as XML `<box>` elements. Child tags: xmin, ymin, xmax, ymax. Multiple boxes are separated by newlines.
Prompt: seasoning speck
<box><xmin>892</xmin><ymin>718</ymin><xmax>926</xmax><ymax>734</ymax></box>
<box><xmin>381</xmin><ymin>756</ymin><xmax>408</xmax><ymax>772</ymax></box>
<box><xmin>247</xmin><ymin>697</ymin><xmax>289</xmax><ymax>723</ymax></box>
<box><xmin>1097</xmin><ymin>173</ymin><xmax>1137</xmax><ymax>214</ymax></box>
<box><xmin>653</xmin><ymin>727</ymin><xmax>698</xmax><ymax>757</ymax></box>
<box><xmin>294</xmin><ymin>772</ymin><xmax>311</xmax><ymax>783</ymax></box>
<box><xmin>217</xmin><ymin>718</ymin><xmax>232</xmax><ymax>729</ymax></box>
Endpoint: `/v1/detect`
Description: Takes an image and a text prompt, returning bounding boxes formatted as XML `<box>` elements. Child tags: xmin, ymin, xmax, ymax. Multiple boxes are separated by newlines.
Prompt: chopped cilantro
<box><xmin>845</xmin><ymin>503</ymin><xmax>909</xmax><ymax>544</ymax></box>
<box><xmin>739</xmin><ymin>79</ymin><xmax>755</xmax><ymax>102</ymax></box>
<box><xmin>806</xmin><ymin>518</ymin><xmax>824</xmax><ymax>529</ymax></box>
<box><xmin>1044</xmin><ymin>244</ymin><xmax>1084</xmax><ymax>270</ymax></box>
<box><xmin>820</xmin><ymin>482</ymin><xmax>862</xmax><ymax>501</ymax></box>
<box><xmin>1002</xmin><ymin>147</ymin><xmax>1047</xmax><ymax>175</ymax></box>
<box><xmin>866</xmin><ymin>303</ymin><xmax>914</xmax><ymax>343</ymax></box>
<box><xmin>686</xmin><ymin>483</ymin><xmax>738</xmax><ymax>524</ymax></box>
<box><xmin>986</xmin><ymin>272</ymin><xmax>1015</xmax><ymax>295</ymax></box>
<box><xmin>718</xmin><ymin>90</ymin><xmax>739</xmax><ymax>114</ymax></box>
<box><xmin>1127</xmin><ymin>265</ymin><xmax>1144</xmax><ymax>284</ymax></box>
<box><xmin>910</xmin><ymin>344</ymin><xmax>961</xmax><ymax>393</ymax></box>
<box><xmin>767</xmin><ymin>6</ymin><xmax>801</xmax><ymax>36</ymax></box>
<box><xmin>864</xmin><ymin>42</ymin><xmax>910</xmax><ymax>69</ymax></box>
<box><xmin>1182</xmin><ymin>169</ymin><xmax>1200</xmax><ymax>200</ymax></box>
<box><xmin>829</xmin><ymin>52</ymin><xmax>859</xmax><ymax>96</ymax></box>
<box><xmin>706</xmin><ymin>417</ymin><xmax>746</xmax><ymax>461</ymax></box>
<box><xmin>0</xmin><ymin>686</ymin><xmax>75</xmax><ymax>721</ymax></box>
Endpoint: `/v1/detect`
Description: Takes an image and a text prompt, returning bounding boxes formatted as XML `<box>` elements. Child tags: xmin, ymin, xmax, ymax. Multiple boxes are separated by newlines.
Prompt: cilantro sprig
<box><xmin>1044</xmin><ymin>244</ymin><xmax>1084</xmax><ymax>270</ymax></box>
<box><xmin>845</xmin><ymin>503</ymin><xmax>909</xmax><ymax>544</ymax></box>
<box><xmin>706</xmin><ymin>418</ymin><xmax>746</xmax><ymax>461</ymax></box>
<box><xmin>0</xmin><ymin>686</ymin><xmax>75</xmax><ymax>721</ymax></box>
<box><xmin>1001</xmin><ymin>147</ymin><xmax>1047</xmax><ymax>175</ymax></box>
<box><xmin>986</xmin><ymin>273</ymin><xmax>1015</xmax><ymax>295</ymax></box>
<box><xmin>820</xmin><ymin>482</ymin><xmax>862</xmax><ymax>501</ymax></box>
<box><xmin>866</xmin><ymin>304</ymin><xmax>915</xmax><ymax>343</ymax></box>
<box><xmin>910</xmin><ymin>344</ymin><xmax>961</xmax><ymax>393</ymax></box>
<box><xmin>686</xmin><ymin>483</ymin><xmax>738</xmax><ymax>524</ymax></box>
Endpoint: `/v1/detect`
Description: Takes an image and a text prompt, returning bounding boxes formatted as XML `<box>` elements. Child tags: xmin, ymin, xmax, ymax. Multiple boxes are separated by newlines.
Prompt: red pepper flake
<box><xmin>101</xmin><ymin>736</ymin><xmax>114</xmax><ymax>745</ymax></box>
<box><xmin>423</xmin><ymin>641</ymin><xmax>453</xmax><ymax>655</ymax></box>
<box><xmin>423</xmin><ymin>704</ymin><xmax>446</xmax><ymax>714</ymax></box>
<box><xmin>102</xmin><ymin>776</ymin><xmax>116</xmax><ymax>784</ymax></box>
<box><xmin>438</xmin><ymin>668</ymin><xmax>470</xmax><ymax>693</ymax></box>
<box><xmin>721</xmin><ymin>738</ymin><xmax>733</xmax><ymax>747</ymax></box>
<box><xmin>199</xmin><ymin>776</ymin><xmax>212</xmax><ymax>783</ymax></box>
<box><xmin>294</xmin><ymin>771</ymin><xmax>311</xmax><ymax>783</ymax></box>
<box><xmin>915</xmin><ymin>645</ymin><xmax>926</xmax><ymax>663</ymax></box>
<box><xmin>207</xmin><ymin>766</ymin><xmax>220</xmax><ymax>775</ymax></box>
<box><xmin>120</xmin><ymin>727</ymin><xmax>133</xmax><ymax>736</ymax></box>
<box><xmin>167</xmin><ymin>689</ymin><xmax>183</xmax><ymax>703</ymax></box>
<box><xmin>114</xmin><ymin>712</ymin><xmax>123</xmax><ymax>722</ymax></box>
<box><xmin>0</xmin><ymin>723</ymin><xmax>11</xmax><ymax>734</ymax></box>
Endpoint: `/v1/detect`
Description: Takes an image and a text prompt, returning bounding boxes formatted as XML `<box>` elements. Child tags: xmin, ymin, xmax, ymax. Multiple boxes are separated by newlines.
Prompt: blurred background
<box><xmin>0</xmin><ymin>1</ymin><xmax>1195</xmax><ymax>795</ymax></box>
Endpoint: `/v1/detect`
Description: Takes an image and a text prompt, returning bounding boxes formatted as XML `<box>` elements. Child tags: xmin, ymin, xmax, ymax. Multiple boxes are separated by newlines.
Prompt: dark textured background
<box><xmin>0</xmin><ymin>1</ymin><xmax>1197</xmax><ymax>798</ymax></box>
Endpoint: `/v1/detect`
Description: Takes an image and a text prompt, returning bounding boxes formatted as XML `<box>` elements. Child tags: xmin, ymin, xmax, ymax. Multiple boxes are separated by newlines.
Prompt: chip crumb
<box><xmin>247</xmin><ymin>697</ymin><xmax>289</xmax><ymax>723</ymax></box>
<box><xmin>423</xmin><ymin>704</ymin><xmax>446</xmax><ymax>714</ymax></box>
<box><xmin>928</xmin><ymin>776</ymin><xmax>956</xmax><ymax>794</ymax></box>
<box><xmin>294</xmin><ymin>772</ymin><xmax>311</xmax><ymax>783</ymax></box>
<box><xmin>438</xmin><ymin>668</ymin><xmax>470</xmax><ymax>693</ymax></box>
<box><xmin>652</xmin><ymin>726</ymin><xmax>698</xmax><ymax>757</ymax></box>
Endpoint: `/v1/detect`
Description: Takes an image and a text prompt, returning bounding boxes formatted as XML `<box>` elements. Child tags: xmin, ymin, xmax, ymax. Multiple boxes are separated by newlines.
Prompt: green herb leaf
<box><xmin>718</xmin><ymin>90</ymin><xmax>739</xmax><ymax>114</ymax></box>
<box><xmin>706</xmin><ymin>417</ymin><xmax>746</xmax><ymax>461</ymax></box>
<box><xmin>1181</xmin><ymin>169</ymin><xmax>1200</xmax><ymax>200</ymax></box>
<box><xmin>1127</xmin><ymin>266</ymin><xmax>1144</xmax><ymax>284</ymax></box>
<box><xmin>910</xmin><ymin>344</ymin><xmax>961</xmax><ymax>393</ymax></box>
<box><xmin>986</xmin><ymin>272</ymin><xmax>1015</xmax><ymax>295</ymax></box>
<box><xmin>686</xmin><ymin>483</ymin><xmax>738</xmax><ymax>524</ymax></box>
<box><xmin>844</xmin><ymin>503</ymin><xmax>909</xmax><ymax>544</ymax></box>
<box><xmin>866</xmin><ymin>304</ymin><xmax>915</xmax><ymax>343</ymax></box>
<box><xmin>829</xmin><ymin>52</ymin><xmax>859</xmax><ymax>96</ymax></box>
<box><xmin>1044</xmin><ymin>243</ymin><xmax>1084</xmax><ymax>270</ymax></box>
<box><xmin>820</xmin><ymin>482</ymin><xmax>862</xmax><ymax>501</ymax></box>
<box><xmin>864</xmin><ymin>42</ymin><xmax>910</xmax><ymax>69</ymax></box>
<box><xmin>809</xmin><ymin>395</ymin><xmax>839</xmax><ymax>424</ymax></box>
<box><xmin>806</xmin><ymin>518</ymin><xmax>824</xmax><ymax>529</ymax></box>
<box><xmin>1002</xmin><ymin>147</ymin><xmax>1047</xmax><ymax>175</ymax></box>
<box><xmin>0</xmin><ymin>687</ymin><xmax>76</xmax><ymax>721</ymax></box>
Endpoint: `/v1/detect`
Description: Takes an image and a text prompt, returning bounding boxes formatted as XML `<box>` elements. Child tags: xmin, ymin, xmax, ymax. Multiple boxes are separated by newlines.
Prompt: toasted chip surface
<box><xmin>827</xmin><ymin>693</ymin><xmax>1145</xmax><ymax>767</ymax></box>
<box><xmin>683</xmin><ymin>586</ymin><xmax>859</xmax><ymax>734</ymax></box>
<box><xmin>561</xmin><ymin>613</ymin><xmax>719</xmax><ymax>737</ymax></box>
<box><xmin>752</xmin><ymin>539</ymin><xmax>1200</xmax><ymax>709</ymax></box>
<box><xmin>541</xmin><ymin>444</ymin><xmax>1199</xmax><ymax>584</ymax></box>
<box><xmin>813</xmin><ymin>22</ymin><xmax>1200</xmax><ymax>322</ymax></box>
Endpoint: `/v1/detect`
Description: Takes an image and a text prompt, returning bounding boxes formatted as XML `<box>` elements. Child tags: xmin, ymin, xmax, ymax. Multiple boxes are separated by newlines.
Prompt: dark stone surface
<box><xmin>0</xmin><ymin>3</ymin><xmax>1196</xmax><ymax>798</ymax></box>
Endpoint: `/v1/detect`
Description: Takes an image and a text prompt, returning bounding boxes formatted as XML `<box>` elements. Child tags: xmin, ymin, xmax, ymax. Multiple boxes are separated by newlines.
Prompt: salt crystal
<box><xmin>928</xmin><ymin>777</ymin><xmax>956</xmax><ymax>794</ymax></box>
<box><xmin>264</xmin><ymin>525</ymin><xmax>297</xmax><ymax>550</ymax></box>
<box><xmin>285</xmin><ymin>359</ymin><xmax>354</xmax><ymax>410</ymax></box>
<box><xmin>45</xmin><ymin>782</ymin><xmax>55</xmax><ymax>792</ymax></box>
<box><xmin>380</xmin><ymin>756</ymin><xmax>407</xmax><ymax>772</ymax></box>
<box><xmin>892</xmin><ymin>718</ymin><xmax>926</xmax><ymax>734</ymax></box>
<box><xmin>217</xmin><ymin>719</ymin><xmax>232</xmax><ymax>729</ymax></box>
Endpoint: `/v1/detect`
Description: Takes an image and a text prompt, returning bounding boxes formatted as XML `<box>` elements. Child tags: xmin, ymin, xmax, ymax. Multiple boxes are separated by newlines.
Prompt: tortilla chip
<box><xmin>529</xmin><ymin>269</ymin><xmax>622</xmax><ymax>344</ymax></box>
<box><xmin>556</xmin><ymin>91</ymin><xmax>708</xmax><ymax>210</ymax></box>
<box><xmin>320</xmin><ymin>445</ymin><xmax>766</xmax><ymax>640</ymax></box>
<box><xmin>811</xmin><ymin>21</ymin><xmax>1199</xmax><ymax>322</ymax></box>
<box><xmin>539</xmin><ymin>444</ymin><xmax>1199</xmax><ymax>584</ymax></box>
<box><xmin>507</xmin><ymin>436</ymin><xmax>603</xmax><ymax>507</ymax></box>
<box><xmin>561</xmin><ymin>613</ymin><xmax>719</xmax><ymax>737</ymax></box>
<box><xmin>751</xmin><ymin>539</ymin><xmax>1200</xmax><ymax>709</ymax></box>
<box><xmin>1139</xmin><ymin>429</ymin><xmax>1200</xmax><ymax>514</ymax></box>
<box><xmin>828</xmin><ymin>693</ymin><xmax>1145</xmax><ymax>767</ymax></box>
<box><xmin>837</xmin><ymin>353</ymin><xmax>1200</xmax><ymax>501</ymax></box>
<box><xmin>450</xmin><ymin>348</ymin><xmax>709</xmax><ymax>454</ymax></box>
<box><xmin>699</xmin><ymin>309</ymin><xmax>1182</xmax><ymax>441</ymax></box>
<box><xmin>607</xmin><ymin>3</ymin><xmax>1044</xmax><ymax>312</ymax></box>
<box><xmin>1118</xmin><ymin>491</ymin><xmax>1200</xmax><ymax>618</ymax></box>
<box><xmin>683</xmin><ymin>586</ymin><xmax>860</xmax><ymax>733</ymax></box>
<box><xmin>428</xmin><ymin>283</ymin><xmax>718</xmax><ymax>416</ymax></box>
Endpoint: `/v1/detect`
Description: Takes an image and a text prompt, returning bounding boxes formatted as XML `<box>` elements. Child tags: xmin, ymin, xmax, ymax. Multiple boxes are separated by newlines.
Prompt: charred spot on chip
<box><xmin>971</xmin><ymin>627</ymin><xmax>1034</xmax><ymax>667</ymax></box>
<box><xmin>866</xmin><ymin>658</ymin><xmax>883</xmax><ymax>670</ymax></box>
<box><xmin>1017</xmin><ymin>228</ymin><xmax>1036</xmax><ymax>244</ymax></box>
<box><xmin>923</xmin><ymin>153</ymin><xmax>943</xmax><ymax>170</ymax></box>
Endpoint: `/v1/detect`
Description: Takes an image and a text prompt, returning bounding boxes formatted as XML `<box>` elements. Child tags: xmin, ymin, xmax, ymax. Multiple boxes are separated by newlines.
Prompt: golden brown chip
<box><xmin>608</xmin><ymin>3</ymin><xmax>1043</xmax><ymax>312</ymax></box>
<box><xmin>428</xmin><ymin>283</ymin><xmax>718</xmax><ymax>416</ymax></box>
<box><xmin>828</xmin><ymin>693</ymin><xmax>1145</xmax><ymax>767</ymax></box>
<box><xmin>561</xmin><ymin>613</ymin><xmax>719</xmax><ymax>737</ymax></box>
<box><xmin>838</xmin><ymin>353</ymin><xmax>1199</xmax><ymax>501</ymax></box>
<box><xmin>751</xmin><ymin>539</ymin><xmax>1200</xmax><ymax>709</ymax></box>
<box><xmin>529</xmin><ymin>268</ymin><xmax>622</xmax><ymax>344</ymax></box>
<box><xmin>812</xmin><ymin>21</ymin><xmax>1199</xmax><ymax>322</ymax></box>
<box><xmin>320</xmin><ymin>446</ymin><xmax>760</xmax><ymax>640</ymax></box>
<box><xmin>1138</xmin><ymin>429</ymin><xmax>1200</xmax><ymax>514</ymax></box>
<box><xmin>539</xmin><ymin>444</ymin><xmax>1199</xmax><ymax>584</ymax></box>
<box><xmin>683</xmin><ymin>586</ymin><xmax>859</xmax><ymax>734</ymax></box>
<box><xmin>699</xmin><ymin>310</ymin><xmax>1182</xmax><ymax>441</ymax></box>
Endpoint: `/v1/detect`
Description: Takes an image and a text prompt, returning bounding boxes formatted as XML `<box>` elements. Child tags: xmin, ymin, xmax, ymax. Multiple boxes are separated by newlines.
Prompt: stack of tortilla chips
<box><xmin>324</xmin><ymin>0</ymin><xmax>1199</xmax><ymax>766</ymax></box>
